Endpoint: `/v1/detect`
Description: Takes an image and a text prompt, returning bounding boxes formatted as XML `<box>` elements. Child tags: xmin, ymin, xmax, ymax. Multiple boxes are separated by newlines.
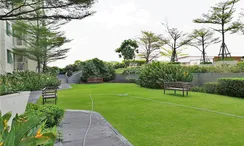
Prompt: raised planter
<box><xmin>0</xmin><ymin>91</ymin><xmax>30</xmax><ymax>125</ymax></box>
<box><xmin>87</xmin><ymin>77</ymin><xmax>104</xmax><ymax>83</ymax></box>
<box><xmin>214</xmin><ymin>60</ymin><xmax>238</xmax><ymax>65</ymax></box>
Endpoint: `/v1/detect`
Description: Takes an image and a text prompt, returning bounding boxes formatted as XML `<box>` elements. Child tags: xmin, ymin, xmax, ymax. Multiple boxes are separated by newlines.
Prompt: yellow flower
<box><xmin>35</xmin><ymin>129</ymin><xmax>43</xmax><ymax>138</ymax></box>
<box><xmin>184</xmin><ymin>72</ymin><xmax>188</xmax><ymax>76</ymax></box>
<box><xmin>4</xmin><ymin>120</ymin><xmax>8</xmax><ymax>130</ymax></box>
<box><xmin>0</xmin><ymin>142</ymin><xmax>3</xmax><ymax>146</ymax></box>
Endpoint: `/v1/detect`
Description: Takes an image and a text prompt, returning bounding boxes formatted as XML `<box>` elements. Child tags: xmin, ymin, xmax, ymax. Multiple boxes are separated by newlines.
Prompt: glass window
<box><xmin>7</xmin><ymin>50</ymin><xmax>13</xmax><ymax>64</ymax></box>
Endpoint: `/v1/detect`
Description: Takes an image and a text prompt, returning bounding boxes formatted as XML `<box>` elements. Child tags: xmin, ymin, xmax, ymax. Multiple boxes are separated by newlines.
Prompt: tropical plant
<box><xmin>194</xmin><ymin>0</ymin><xmax>241</xmax><ymax>60</ymax></box>
<box><xmin>0</xmin><ymin>112</ymin><xmax>56</xmax><ymax>146</ymax></box>
<box><xmin>162</xmin><ymin>22</ymin><xmax>191</xmax><ymax>62</ymax></box>
<box><xmin>137</xmin><ymin>31</ymin><xmax>165</xmax><ymax>63</ymax></box>
<box><xmin>161</xmin><ymin>48</ymin><xmax>188</xmax><ymax>59</ymax></box>
<box><xmin>81</xmin><ymin>58</ymin><xmax>116</xmax><ymax>82</ymax></box>
<box><xmin>116</xmin><ymin>39</ymin><xmax>139</xmax><ymax>62</ymax></box>
<box><xmin>138</xmin><ymin>62</ymin><xmax>193</xmax><ymax>89</ymax></box>
<box><xmin>189</xmin><ymin>28</ymin><xmax>220</xmax><ymax>63</ymax></box>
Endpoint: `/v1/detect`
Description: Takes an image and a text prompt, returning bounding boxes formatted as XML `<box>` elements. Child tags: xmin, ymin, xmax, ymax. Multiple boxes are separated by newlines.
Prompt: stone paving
<box><xmin>55</xmin><ymin>110</ymin><xmax>133</xmax><ymax>146</ymax></box>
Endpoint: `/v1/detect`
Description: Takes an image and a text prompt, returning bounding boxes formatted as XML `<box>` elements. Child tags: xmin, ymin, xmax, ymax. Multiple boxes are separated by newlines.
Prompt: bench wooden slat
<box><xmin>42</xmin><ymin>87</ymin><xmax>58</xmax><ymax>104</ymax></box>
<box><xmin>163</xmin><ymin>82</ymin><xmax>192</xmax><ymax>96</ymax></box>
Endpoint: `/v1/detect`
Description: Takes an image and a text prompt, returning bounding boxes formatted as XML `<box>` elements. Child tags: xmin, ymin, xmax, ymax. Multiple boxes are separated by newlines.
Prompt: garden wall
<box><xmin>192</xmin><ymin>73</ymin><xmax>244</xmax><ymax>86</ymax></box>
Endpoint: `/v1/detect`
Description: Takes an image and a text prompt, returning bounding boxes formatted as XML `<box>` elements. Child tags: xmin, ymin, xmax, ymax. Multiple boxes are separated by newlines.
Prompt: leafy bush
<box><xmin>124</xmin><ymin>60</ymin><xmax>146</xmax><ymax>67</ymax></box>
<box><xmin>203</xmin><ymin>82</ymin><xmax>218</xmax><ymax>94</ymax></box>
<box><xmin>0</xmin><ymin>71</ymin><xmax>61</xmax><ymax>95</ymax></box>
<box><xmin>113</xmin><ymin>62</ymin><xmax>126</xmax><ymax>69</ymax></box>
<box><xmin>191</xmin><ymin>86</ymin><xmax>205</xmax><ymax>92</ymax></box>
<box><xmin>217</xmin><ymin>78</ymin><xmax>244</xmax><ymax>98</ymax></box>
<box><xmin>0</xmin><ymin>112</ymin><xmax>56</xmax><ymax>145</ymax></box>
<box><xmin>25</xmin><ymin>103</ymin><xmax>65</xmax><ymax>128</ymax></box>
<box><xmin>122</xmin><ymin>67</ymin><xmax>141</xmax><ymax>75</ymax></box>
<box><xmin>138</xmin><ymin>62</ymin><xmax>193</xmax><ymax>89</ymax></box>
<box><xmin>81</xmin><ymin>58</ymin><xmax>116</xmax><ymax>82</ymax></box>
<box><xmin>200</xmin><ymin>62</ymin><xmax>213</xmax><ymax>64</ymax></box>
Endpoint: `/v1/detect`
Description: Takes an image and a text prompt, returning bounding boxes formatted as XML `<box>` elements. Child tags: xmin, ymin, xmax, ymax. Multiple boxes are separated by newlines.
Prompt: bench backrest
<box><xmin>42</xmin><ymin>87</ymin><xmax>57</xmax><ymax>96</ymax></box>
<box><xmin>87</xmin><ymin>77</ymin><xmax>103</xmax><ymax>83</ymax></box>
<box><xmin>164</xmin><ymin>82</ymin><xmax>192</xmax><ymax>89</ymax></box>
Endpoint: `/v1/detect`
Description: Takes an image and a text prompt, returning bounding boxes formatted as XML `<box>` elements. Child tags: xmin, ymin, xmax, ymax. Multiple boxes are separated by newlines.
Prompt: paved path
<box><xmin>55</xmin><ymin>110</ymin><xmax>133</xmax><ymax>146</ymax></box>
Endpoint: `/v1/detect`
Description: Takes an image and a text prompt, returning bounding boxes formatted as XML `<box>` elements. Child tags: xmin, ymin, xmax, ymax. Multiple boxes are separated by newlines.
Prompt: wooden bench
<box><xmin>87</xmin><ymin>77</ymin><xmax>103</xmax><ymax>83</ymax></box>
<box><xmin>163</xmin><ymin>82</ymin><xmax>192</xmax><ymax>96</ymax></box>
<box><xmin>42</xmin><ymin>87</ymin><xmax>58</xmax><ymax>105</ymax></box>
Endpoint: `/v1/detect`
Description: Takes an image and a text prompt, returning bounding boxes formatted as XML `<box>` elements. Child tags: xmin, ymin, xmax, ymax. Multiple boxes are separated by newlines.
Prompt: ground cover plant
<box><xmin>45</xmin><ymin>83</ymin><xmax>244</xmax><ymax>146</ymax></box>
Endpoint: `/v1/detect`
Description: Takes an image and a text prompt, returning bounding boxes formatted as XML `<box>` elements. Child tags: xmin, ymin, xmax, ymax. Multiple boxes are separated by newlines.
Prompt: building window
<box><xmin>7</xmin><ymin>50</ymin><xmax>13</xmax><ymax>64</ymax></box>
<box><xmin>6</xmin><ymin>22</ymin><xmax>11</xmax><ymax>36</ymax></box>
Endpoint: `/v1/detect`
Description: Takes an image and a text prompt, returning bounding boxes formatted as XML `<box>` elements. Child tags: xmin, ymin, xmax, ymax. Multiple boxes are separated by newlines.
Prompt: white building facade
<box><xmin>0</xmin><ymin>7</ymin><xmax>37</xmax><ymax>74</ymax></box>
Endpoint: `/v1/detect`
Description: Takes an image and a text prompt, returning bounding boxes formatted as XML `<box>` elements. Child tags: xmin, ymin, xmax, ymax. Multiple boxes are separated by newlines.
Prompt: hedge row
<box><xmin>192</xmin><ymin>78</ymin><xmax>244</xmax><ymax>98</ymax></box>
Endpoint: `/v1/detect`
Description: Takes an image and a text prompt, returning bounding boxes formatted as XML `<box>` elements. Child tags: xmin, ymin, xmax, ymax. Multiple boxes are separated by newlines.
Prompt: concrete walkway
<box><xmin>55</xmin><ymin>110</ymin><xmax>133</xmax><ymax>146</ymax></box>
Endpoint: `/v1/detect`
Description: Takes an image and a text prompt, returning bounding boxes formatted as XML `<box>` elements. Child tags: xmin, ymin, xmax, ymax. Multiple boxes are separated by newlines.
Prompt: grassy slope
<box><xmin>53</xmin><ymin>84</ymin><xmax>244</xmax><ymax>146</ymax></box>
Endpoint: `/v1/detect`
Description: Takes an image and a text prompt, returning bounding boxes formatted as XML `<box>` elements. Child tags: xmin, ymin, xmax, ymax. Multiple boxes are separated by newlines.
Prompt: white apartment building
<box><xmin>0</xmin><ymin>6</ymin><xmax>37</xmax><ymax>74</ymax></box>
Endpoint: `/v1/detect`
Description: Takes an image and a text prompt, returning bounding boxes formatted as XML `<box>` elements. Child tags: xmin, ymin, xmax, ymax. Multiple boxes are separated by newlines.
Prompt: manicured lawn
<box><xmin>55</xmin><ymin>84</ymin><xmax>244</xmax><ymax>146</ymax></box>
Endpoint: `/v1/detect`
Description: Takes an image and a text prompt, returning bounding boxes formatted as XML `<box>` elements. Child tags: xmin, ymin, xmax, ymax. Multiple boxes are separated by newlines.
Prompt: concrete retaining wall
<box><xmin>192</xmin><ymin>73</ymin><xmax>244</xmax><ymax>86</ymax></box>
<box><xmin>0</xmin><ymin>91</ymin><xmax>30</xmax><ymax>125</ymax></box>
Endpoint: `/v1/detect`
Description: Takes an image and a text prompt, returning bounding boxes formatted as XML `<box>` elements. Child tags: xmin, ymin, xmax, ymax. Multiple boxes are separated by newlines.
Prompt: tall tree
<box><xmin>0</xmin><ymin>0</ymin><xmax>95</xmax><ymax>20</ymax></box>
<box><xmin>189</xmin><ymin>28</ymin><xmax>220</xmax><ymax>63</ymax></box>
<box><xmin>137</xmin><ymin>31</ymin><xmax>165</xmax><ymax>64</ymax></box>
<box><xmin>193</xmin><ymin>0</ymin><xmax>241</xmax><ymax>60</ymax></box>
<box><xmin>12</xmin><ymin>19</ymin><xmax>70</xmax><ymax>73</ymax></box>
<box><xmin>162</xmin><ymin>22</ymin><xmax>191</xmax><ymax>62</ymax></box>
<box><xmin>115</xmin><ymin>39</ymin><xmax>139</xmax><ymax>62</ymax></box>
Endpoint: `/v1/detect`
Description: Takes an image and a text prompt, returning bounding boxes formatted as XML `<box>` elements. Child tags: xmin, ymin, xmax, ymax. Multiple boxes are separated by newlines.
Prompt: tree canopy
<box><xmin>0</xmin><ymin>0</ymin><xmax>95</xmax><ymax>20</ymax></box>
<box><xmin>189</xmin><ymin>28</ymin><xmax>220</xmax><ymax>63</ymax></box>
<box><xmin>116</xmin><ymin>39</ymin><xmax>139</xmax><ymax>62</ymax></box>
<box><xmin>162</xmin><ymin>22</ymin><xmax>191</xmax><ymax>62</ymax></box>
<box><xmin>137</xmin><ymin>31</ymin><xmax>165</xmax><ymax>64</ymax></box>
<box><xmin>193</xmin><ymin>0</ymin><xmax>241</xmax><ymax>59</ymax></box>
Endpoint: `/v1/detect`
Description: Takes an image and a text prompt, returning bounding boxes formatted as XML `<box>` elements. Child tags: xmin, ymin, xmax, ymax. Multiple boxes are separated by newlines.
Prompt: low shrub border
<box><xmin>203</xmin><ymin>82</ymin><xmax>218</xmax><ymax>94</ymax></box>
<box><xmin>218</xmin><ymin>78</ymin><xmax>244</xmax><ymax>98</ymax></box>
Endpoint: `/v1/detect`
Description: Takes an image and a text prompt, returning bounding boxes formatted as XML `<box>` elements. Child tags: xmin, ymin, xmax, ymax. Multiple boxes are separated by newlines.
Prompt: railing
<box><xmin>14</xmin><ymin>62</ymin><xmax>27</xmax><ymax>71</ymax></box>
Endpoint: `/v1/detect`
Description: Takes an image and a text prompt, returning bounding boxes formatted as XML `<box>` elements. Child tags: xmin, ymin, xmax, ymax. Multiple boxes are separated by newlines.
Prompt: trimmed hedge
<box><xmin>218</xmin><ymin>78</ymin><xmax>244</xmax><ymax>98</ymax></box>
<box><xmin>203</xmin><ymin>82</ymin><xmax>218</xmax><ymax>94</ymax></box>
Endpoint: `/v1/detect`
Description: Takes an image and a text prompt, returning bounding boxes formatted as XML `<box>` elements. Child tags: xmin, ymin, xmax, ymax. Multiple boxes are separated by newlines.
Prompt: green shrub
<box><xmin>113</xmin><ymin>62</ymin><xmax>126</xmax><ymax>69</ymax></box>
<box><xmin>191</xmin><ymin>86</ymin><xmax>205</xmax><ymax>92</ymax></box>
<box><xmin>218</xmin><ymin>78</ymin><xmax>244</xmax><ymax>98</ymax></box>
<box><xmin>124</xmin><ymin>60</ymin><xmax>146</xmax><ymax>67</ymax></box>
<box><xmin>138</xmin><ymin>62</ymin><xmax>193</xmax><ymax>89</ymax></box>
<box><xmin>203</xmin><ymin>82</ymin><xmax>218</xmax><ymax>94</ymax></box>
<box><xmin>122</xmin><ymin>67</ymin><xmax>141</xmax><ymax>75</ymax></box>
<box><xmin>200</xmin><ymin>62</ymin><xmax>213</xmax><ymax>64</ymax></box>
<box><xmin>81</xmin><ymin>58</ymin><xmax>116</xmax><ymax>82</ymax></box>
<box><xmin>25</xmin><ymin>103</ymin><xmax>65</xmax><ymax>128</ymax></box>
<box><xmin>0</xmin><ymin>71</ymin><xmax>60</xmax><ymax>95</ymax></box>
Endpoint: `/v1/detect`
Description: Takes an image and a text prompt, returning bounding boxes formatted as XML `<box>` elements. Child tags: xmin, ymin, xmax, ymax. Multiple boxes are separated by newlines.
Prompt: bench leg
<box><xmin>183</xmin><ymin>90</ymin><xmax>185</xmax><ymax>97</ymax></box>
<box><xmin>164</xmin><ymin>89</ymin><xmax>166</xmax><ymax>94</ymax></box>
<box><xmin>174</xmin><ymin>90</ymin><xmax>176</xmax><ymax>95</ymax></box>
<box><xmin>55</xmin><ymin>98</ymin><xmax>57</xmax><ymax>105</ymax></box>
<box><xmin>186</xmin><ymin>91</ymin><xmax>188</xmax><ymax>96</ymax></box>
<box><xmin>43</xmin><ymin>98</ymin><xmax>45</xmax><ymax>105</ymax></box>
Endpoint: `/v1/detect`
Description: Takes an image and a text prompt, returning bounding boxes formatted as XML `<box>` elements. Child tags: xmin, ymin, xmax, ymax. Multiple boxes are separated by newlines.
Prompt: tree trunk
<box><xmin>171</xmin><ymin>49</ymin><xmax>176</xmax><ymax>62</ymax></box>
<box><xmin>37</xmin><ymin>59</ymin><xmax>41</xmax><ymax>73</ymax></box>
<box><xmin>221</xmin><ymin>22</ymin><xmax>225</xmax><ymax>60</ymax></box>
<box><xmin>43</xmin><ymin>61</ymin><xmax>47</xmax><ymax>73</ymax></box>
<box><xmin>202</xmin><ymin>37</ymin><xmax>206</xmax><ymax>63</ymax></box>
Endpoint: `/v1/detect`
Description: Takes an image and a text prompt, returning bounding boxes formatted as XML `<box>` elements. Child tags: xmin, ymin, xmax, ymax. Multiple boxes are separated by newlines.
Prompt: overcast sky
<box><xmin>50</xmin><ymin>0</ymin><xmax>244</xmax><ymax>68</ymax></box>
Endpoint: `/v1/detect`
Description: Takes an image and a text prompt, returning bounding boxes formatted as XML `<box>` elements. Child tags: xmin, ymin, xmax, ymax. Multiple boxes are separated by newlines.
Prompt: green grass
<box><xmin>51</xmin><ymin>84</ymin><xmax>244</xmax><ymax>146</ymax></box>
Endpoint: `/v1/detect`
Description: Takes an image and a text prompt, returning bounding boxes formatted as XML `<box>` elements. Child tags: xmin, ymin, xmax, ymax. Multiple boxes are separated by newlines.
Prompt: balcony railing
<box><xmin>14</xmin><ymin>62</ymin><xmax>27</xmax><ymax>71</ymax></box>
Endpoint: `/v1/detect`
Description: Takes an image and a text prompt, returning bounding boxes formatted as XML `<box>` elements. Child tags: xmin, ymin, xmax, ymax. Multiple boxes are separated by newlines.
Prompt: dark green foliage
<box><xmin>81</xmin><ymin>58</ymin><xmax>116</xmax><ymax>82</ymax></box>
<box><xmin>191</xmin><ymin>86</ymin><xmax>205</xmax><ymax>93</ymax></box>
<box><xmin>168</xmin><ymin>62</ymin><xmax>181</xmax><ymax>64</ymax></box>
<box><xmin>122</xmin><ymin>67</ymin><xmax>141</xmax><ymax>75</ymax></box>
<box><xmin>116</xmin><ymin>39</ymin><xmax>139</xmax><ymax>61</ymax></box>
<box><xmin>138</xmin><ymin>62</ymin><xmax>193</xmax><ymax>89</ymax></box>
<box><xmin>200</xmin><ymin>62</ymin><xmax>213</xmax><ymax>64</ymax></box>
<box><xmin>218</xmin><ymin>78</ymin><xmax>244</xmax><ymax>98</ymax></box>
<box><xmin>113</xmin><ymin>62</ymin><xmax>126</xmax><ymax>69</ymax></box>
<box><xmin>0</xmin><ymin>71</ymin><xmax>60</xmax><ymax>95</ymax></box>
<box><xmin>25</xmin><ymin>103</ymin><xmax>65</xmax><ymax>128</ymax></box>
<box><xmin>123</xmin><ymin>60</ymin><xmax>146</xmax><ymax>67</ymax></box>
<box><xmin>204</xmin><ymin>82</ymin><xmax>219</xmax><ymax>94</ymax></box>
